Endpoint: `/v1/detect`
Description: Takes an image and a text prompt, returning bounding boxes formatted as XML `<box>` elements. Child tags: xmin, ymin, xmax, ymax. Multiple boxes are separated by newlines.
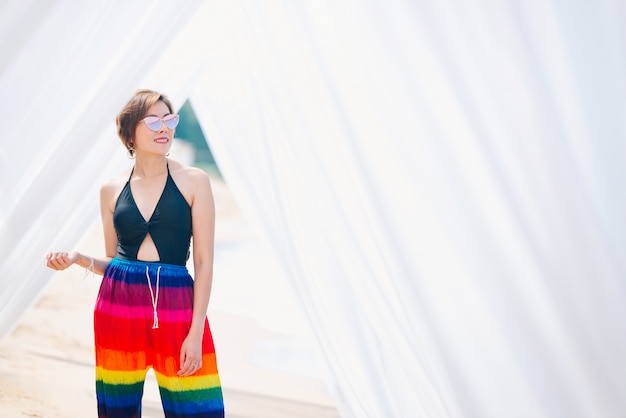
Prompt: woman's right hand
<box><xmin>46</xmin><ymin>251</ymin><xmax>80</xmax><ymax>271</ymax></box>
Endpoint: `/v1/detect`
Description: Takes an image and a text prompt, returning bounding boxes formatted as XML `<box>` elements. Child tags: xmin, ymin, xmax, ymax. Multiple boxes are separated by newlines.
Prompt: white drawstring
<box><xmin>145</xmin><ymin>265</ymin><xmax>161</xmax><ymax>329</ymax></box>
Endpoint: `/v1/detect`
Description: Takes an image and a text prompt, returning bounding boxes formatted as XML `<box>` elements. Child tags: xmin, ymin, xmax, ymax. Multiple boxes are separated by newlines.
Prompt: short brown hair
<box><xmin>116</xmin><ymin>89</ymin><xmax>175</xmax><ymax>150</ymax></box>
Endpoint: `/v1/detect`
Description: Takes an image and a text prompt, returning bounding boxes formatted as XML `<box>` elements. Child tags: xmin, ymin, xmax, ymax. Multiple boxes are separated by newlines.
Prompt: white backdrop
<box><xmin>0</xmin><ymin>0</ymin><xmax>204</xmax><ymax>337</ymax></box>
<box><xmin>1</xmin><ymin>1</ymin><xmax>626</xmax><ymax>417</ymax></box>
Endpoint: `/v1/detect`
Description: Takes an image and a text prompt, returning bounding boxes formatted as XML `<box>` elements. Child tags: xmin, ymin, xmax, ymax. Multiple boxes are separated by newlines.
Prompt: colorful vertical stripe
<box><xmin>94</xmin><ymin>258</ymin><xmax>224</xmax><ymax>418</ymax></box>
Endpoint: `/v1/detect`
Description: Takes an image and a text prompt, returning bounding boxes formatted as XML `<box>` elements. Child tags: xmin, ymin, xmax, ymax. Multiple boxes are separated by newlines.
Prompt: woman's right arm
<box><xmin>45</xmin><ymin>180</ymin><xmax>119</xmax><ymax>276</ymax></box>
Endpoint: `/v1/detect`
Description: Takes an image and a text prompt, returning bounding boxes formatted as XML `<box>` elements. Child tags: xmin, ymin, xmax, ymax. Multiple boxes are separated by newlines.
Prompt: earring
<box><xmin>127</xmin><ymin>147</ymin><xmax>136</xmax><ymax>159</ymax></box>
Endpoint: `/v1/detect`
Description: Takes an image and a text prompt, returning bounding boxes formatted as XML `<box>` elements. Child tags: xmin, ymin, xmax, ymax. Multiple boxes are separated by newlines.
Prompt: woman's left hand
<box><xmin>178</xmin><ymin>333</ymin><xmax>203</xmax><ymax>377</ymax></box>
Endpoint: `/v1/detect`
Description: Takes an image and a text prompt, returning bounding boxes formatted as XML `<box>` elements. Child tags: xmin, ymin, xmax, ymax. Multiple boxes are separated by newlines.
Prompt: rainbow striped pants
<box><xmin>94</xmin><ymin>258</ymin><xmax>224</xmax><ymax>417</ymax></box>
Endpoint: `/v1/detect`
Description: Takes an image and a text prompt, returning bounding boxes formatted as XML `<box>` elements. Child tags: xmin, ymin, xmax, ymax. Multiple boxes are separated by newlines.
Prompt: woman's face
<box><xmin>133</xmin><ymin>100</ymin><xmax>176</xmax><ymax>156</ymax></box>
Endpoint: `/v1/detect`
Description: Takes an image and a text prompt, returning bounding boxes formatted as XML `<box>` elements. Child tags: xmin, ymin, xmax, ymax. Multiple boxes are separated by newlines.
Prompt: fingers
<box><xmin>45</xmin><ymin>252</ymin><xmax>74</xmax><ymax>270</ymax></box>
<box><xmin>177</xmin><ymin>354</ymin><xmax>202</xmax><ymax>377</ymax></box>
<box><xmin>178</xmin><ymin>359</ymin><xmax>202</xmax><ymax>376</ymax></box>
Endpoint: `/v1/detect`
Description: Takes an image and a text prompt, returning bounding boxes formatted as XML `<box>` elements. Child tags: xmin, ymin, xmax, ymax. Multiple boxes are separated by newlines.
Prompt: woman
<box><xmin>46</xmin><ymin>89</ymin><xmax>224</xmax><ymax>417</ymax></box>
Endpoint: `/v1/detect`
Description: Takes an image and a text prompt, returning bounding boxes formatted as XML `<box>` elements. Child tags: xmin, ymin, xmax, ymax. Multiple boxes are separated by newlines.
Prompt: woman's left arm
<box><xmin>178</xmin><ymin>168</ymin><xmax>216</xmax><ymax>377</ymax></box>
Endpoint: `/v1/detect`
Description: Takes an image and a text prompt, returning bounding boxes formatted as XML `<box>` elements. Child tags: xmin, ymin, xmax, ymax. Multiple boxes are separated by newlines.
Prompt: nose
<box><xmin>158</xmin><ymin>120</ymin><xmax>168</xmax><ymax>132</ymax></box>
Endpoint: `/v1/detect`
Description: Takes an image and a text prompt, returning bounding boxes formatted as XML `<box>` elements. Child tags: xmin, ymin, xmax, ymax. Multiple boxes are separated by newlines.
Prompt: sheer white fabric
<box><xmin>186</xmin><ymin>2</ymin><xmax>626</xmax><ymax>417</ymax></box>
<box><xmin>0</xmin><ymin>0</ymin><xmax>203</xmax><ymax>336</ymax></box>
<box><xmin>2</xmin><ymin>1</ymin><xmax>626</xmax><ymax>417</ymax></box>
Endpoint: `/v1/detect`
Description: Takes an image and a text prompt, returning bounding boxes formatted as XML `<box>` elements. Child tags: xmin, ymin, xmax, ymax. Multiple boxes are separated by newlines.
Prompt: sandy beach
<box><xmin>0</xmin><ymin>177</ymin><xmax>339</xmax><ymax>418</ymax></box>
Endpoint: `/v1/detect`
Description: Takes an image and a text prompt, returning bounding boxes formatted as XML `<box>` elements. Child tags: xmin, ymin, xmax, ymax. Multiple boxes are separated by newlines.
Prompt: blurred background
<box><xmin>1</xmin><ymin>1</ymin><xmax>626</xmax><ymax>417</ymax></box>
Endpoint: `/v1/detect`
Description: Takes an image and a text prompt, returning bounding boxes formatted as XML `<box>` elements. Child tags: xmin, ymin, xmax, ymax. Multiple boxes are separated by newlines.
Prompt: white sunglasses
<box><xmin>141</xmin><ymin>114</ymin><xmax>180</xmax><ymax>131</ymax></box>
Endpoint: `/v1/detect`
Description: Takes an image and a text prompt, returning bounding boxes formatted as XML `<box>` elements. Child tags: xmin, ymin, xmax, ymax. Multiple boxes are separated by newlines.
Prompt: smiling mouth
<box><xmin>154</xmin><ymin>138</ymin><xmax>169</xmax><ymax>144</ymax></box>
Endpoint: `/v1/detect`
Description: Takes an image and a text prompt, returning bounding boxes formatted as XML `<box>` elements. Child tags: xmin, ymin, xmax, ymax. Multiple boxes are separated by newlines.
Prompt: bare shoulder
<box><xmin>168</xmin><ymin>160</ymin><xmax>212</xmax><ymax>206</ymax></box>
<box><xmin>100</xmin><ymin>170</ymin><xmax>130</xmax><ymax>210</ymax></box>
<box><xmin>169</xmin><ymin>160</ymin><xmax>212</xmax><ymax>188</ymax></box>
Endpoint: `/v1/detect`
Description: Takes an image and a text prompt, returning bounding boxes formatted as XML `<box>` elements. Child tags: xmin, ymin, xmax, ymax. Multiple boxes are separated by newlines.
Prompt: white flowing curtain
<box><xmin>0</xmin><ymin>0</ymin><xmax>204</xmax><ymax>337</ymax></box>
<box><xmin>2</xmin><ymin>1</ymin><xmax>626</xmax><ymax>417</ymax></box>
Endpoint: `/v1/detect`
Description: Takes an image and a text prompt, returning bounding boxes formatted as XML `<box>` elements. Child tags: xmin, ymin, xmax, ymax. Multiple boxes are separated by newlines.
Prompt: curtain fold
<box><xmin>0</xmin><ymin>0</ymin><xmax>203</xmax><ymax>337</ymax></box>
<box><xmin>3</xmin><ymin>1</ymin><xmax>626</xmax><ymax>417</ymax></box>
<box><xmin>186</xmin><ymin>1</ymin><xmax>626</xmax><ymax>417</ymax></box>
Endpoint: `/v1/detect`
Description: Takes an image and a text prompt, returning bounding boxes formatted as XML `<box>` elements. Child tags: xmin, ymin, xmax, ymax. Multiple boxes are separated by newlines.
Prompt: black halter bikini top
<box><xmin>113</xmin><ymin>164</ymin><xmax>192</xmax><ymax>266</ymax></box>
